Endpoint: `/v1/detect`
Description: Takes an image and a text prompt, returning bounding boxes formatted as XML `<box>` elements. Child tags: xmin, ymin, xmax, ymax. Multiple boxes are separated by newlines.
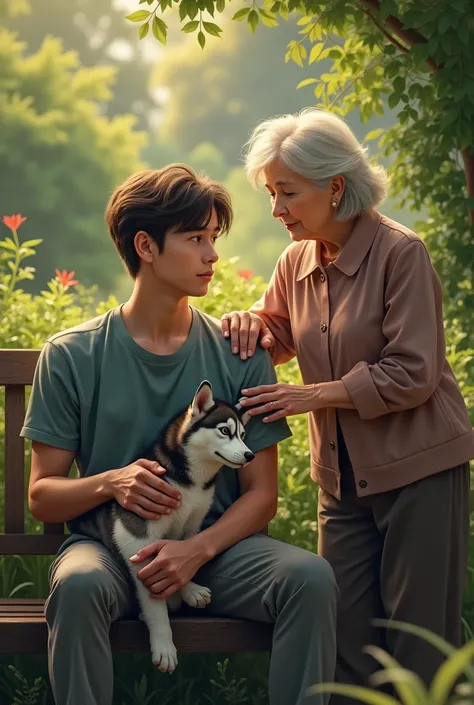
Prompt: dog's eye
<box><xmin>220</xmin><ymin>427</ymin><xmax>230</xmax><ymax>436</ymax></box>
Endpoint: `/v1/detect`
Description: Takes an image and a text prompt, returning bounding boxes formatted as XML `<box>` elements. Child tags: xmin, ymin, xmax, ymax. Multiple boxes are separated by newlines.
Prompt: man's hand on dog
<box><xmin>109</xmin><ymin>459</ymin><xmax>181</xmax><ymax>520</ymax></box>
<box><xmin>129</xmin><ymin>538</ymin><xmax>209</xmax><ymax>599</ymax></box>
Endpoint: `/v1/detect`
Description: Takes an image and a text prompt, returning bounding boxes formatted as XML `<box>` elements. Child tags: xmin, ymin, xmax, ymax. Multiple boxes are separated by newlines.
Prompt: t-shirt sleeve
<box><xmin>238</xmin><ymin>347</ymin><xmax>292</xmax><ymax>453</ymax></box>
<box><xmin>20</xmin><ymin>341</ymin><xmax>80</xmax><ymax>451</ymax></box>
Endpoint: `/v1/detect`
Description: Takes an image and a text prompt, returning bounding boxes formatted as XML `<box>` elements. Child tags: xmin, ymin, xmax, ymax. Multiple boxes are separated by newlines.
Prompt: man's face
<box><xmin>148</xmin><ymin>208</ymin><xmax>221</xmax><ymax>298</ymax></box>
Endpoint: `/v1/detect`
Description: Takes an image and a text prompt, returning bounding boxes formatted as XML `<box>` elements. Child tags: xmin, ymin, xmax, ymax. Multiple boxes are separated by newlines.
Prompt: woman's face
<box><xmin>263</xmin><ymin>160</ymin><xmax>340</xmax><ymax>241</ymax></box>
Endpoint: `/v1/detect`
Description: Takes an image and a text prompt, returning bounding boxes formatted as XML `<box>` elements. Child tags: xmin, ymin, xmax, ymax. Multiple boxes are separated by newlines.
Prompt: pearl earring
<box><xmin>332</xmin><ymin>199</ymin><xmax>338</xmax><ymax>208</ymax></box>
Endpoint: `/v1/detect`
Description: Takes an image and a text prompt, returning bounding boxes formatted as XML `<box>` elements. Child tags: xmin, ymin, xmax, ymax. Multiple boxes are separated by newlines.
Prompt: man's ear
<box><xmin>134</xmin><ymin>230</ymin><xmax>156</xmax><ymax>264</ymax></box>
<box><xmin>191</xmin><ymin>381</ymin><xmax>214</xmax><ymax>417</ymax></box>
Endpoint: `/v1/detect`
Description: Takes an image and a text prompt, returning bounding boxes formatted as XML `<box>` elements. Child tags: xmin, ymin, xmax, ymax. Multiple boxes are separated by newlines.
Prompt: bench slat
<box><xmin>44</xmin><ymin>522</ymin><xmax>65</xmax><ymax>535</ymax></box>
<box><xmin>0</xmin><ymin>349</ymin><xmax>39</xmax><ymax>384</ymax></box>
<box><xmin>0</xmin><ymin>600</ymin><xmax>273</xmax><ymax>654</ymax></box>
<box><xmin>4</xmin><ymin>385</ymin><xmax>26</xmax><ymax>534</ymax></box>
<box><xmin>0</xmin><ymin>534</ymin><xmax>65</xmax><ymax>554</ymax></box>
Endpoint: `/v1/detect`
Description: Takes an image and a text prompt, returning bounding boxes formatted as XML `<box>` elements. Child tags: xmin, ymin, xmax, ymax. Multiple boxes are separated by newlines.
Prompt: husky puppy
<box><xmin>72</xmin><ymin>381</ymin><xmax>254</xmax><ymax>673</ymax></box>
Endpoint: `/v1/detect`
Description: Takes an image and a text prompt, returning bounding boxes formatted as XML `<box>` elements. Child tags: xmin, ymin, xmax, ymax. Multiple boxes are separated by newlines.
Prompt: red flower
<box><xmin>2</xmin><ymin>214</ymin><xmax>27</xmax><ymax>231</ymax></box>
<box><xmin>237</xmin><ymin>269</ymin><xmax>254</xmax><ymax>280</ymax></box>
<box><xmin>55</xmin><ymin>269</ymin><xmax>78</xmax><ymax>288</ymax></box>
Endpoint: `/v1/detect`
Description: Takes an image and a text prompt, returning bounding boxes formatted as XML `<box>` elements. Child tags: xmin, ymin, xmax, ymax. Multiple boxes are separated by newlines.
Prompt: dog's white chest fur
<box><xmin>113</xmin><ymin>482</ymin><xmax>213</xmax><ymax>555</ymax></box>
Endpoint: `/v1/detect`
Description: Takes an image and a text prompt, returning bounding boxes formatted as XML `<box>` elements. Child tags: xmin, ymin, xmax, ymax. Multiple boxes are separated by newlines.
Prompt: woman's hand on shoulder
<box><xmin>221</xmin><ymin>311</ymin><xmax>275</xmax><ymax>360</ymax></box>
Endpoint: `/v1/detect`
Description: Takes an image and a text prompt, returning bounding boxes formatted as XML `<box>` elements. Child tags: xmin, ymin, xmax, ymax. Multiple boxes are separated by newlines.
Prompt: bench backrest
<box><xmin>0</xmin><ymin>349</ymin><xmax>65</xmax><ymax>556</ymax></box>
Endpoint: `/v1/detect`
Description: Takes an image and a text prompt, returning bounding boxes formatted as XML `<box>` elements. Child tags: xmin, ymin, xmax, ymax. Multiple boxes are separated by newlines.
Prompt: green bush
<box><xmin>1</xmin><ymin>214</ymin><xmax>473</xmax><ymax>703</ymax></box>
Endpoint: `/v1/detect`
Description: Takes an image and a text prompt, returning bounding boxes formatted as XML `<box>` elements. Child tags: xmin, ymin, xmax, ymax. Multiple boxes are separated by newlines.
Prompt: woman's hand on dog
<box><xmin>130</xmin><ymin>538</ymin><xmax>208</xmax><ymax>599</ymax></box>
<box><xmin>108</xmin><ymin>459</ymin><xmax>181</xmax><ymax>520</ymax></box>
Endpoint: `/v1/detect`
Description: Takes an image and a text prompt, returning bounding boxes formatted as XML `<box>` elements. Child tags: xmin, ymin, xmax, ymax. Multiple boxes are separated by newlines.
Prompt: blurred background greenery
<box><xmin>0</xmin><ymin>0</ymin><xmax>413</xmax><ymax>298</ymax></box>
<box><xmin>1</xmin><ymin>0</ymin><xmax>473</xmax><ymax>703</ymax></box>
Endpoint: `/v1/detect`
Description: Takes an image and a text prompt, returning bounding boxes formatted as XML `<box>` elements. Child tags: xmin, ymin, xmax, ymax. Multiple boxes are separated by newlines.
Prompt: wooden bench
<box><xmin>0</xmin><ymin>349</ymin><xmax>273</xmax><ymax>655</ymax></box>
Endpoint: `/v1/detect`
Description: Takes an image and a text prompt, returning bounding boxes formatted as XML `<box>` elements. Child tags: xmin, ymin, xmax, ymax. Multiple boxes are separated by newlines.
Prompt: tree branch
<box><xmin>357</xmin><ymin>0</ymin><xmax>440</xmax><ymax>73</ymax></box>
<box><xmin>359</xmin><ymin>6</ymin><xmax>410</xmax><ymax>54</ymax></box>
<box><xmin>461</xmin><ymin>147</ymin><xmax>474</xmax><ymax>225</ymax></box>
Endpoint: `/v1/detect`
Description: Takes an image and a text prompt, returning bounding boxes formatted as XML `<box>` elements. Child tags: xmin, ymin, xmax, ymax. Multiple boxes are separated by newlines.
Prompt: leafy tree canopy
<box><xmin>127</xmin><ymin>0</ymin><xmax>474</xmax><ymax>342</ymax></box>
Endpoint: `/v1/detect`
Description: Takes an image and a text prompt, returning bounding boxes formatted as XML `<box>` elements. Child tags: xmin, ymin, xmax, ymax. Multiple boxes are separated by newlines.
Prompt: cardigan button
<box><xmin>320</xmin><ymin>323</ymin><xmax>328</xmax><ymax>333</ymax></box>
<box><xmin>329</xmin><ymin>441</ymin><xmax>336</xmax><ymax>450</ymax></box>
<box><xmin>359</xmin><ymin>480</ymin><xmax>368</xmax><ymax>489</ymax></box>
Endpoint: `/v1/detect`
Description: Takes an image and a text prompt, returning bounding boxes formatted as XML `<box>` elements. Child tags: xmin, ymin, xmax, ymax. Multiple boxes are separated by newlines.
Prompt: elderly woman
<box><xmin>222</xmin><ymin>108</ymin><xmax>474</xmax><ymax>696</ymax></box>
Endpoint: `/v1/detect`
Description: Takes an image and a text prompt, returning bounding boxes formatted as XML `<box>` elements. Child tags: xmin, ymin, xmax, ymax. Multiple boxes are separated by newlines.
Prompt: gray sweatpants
<box><xmin>45</xmin><ymin>532</ymin><xmax>337</xmax><ymax>705</ymax></box>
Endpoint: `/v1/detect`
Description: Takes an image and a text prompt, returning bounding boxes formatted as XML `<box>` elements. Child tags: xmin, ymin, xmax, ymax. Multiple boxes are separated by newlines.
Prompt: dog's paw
<box><xmin>181</xmin><ymin>581</ymin><xmax>211</xmax><ymax>609</ymax></box>
<box><xmin>151</xmin><ymin>636</ymin><xmax>178</xmax><ymax>673</ymax></box>
<box><xmin>166</xmin><ymin>593</ymin><xmax>182</xmax><ymax>612</ymax></box>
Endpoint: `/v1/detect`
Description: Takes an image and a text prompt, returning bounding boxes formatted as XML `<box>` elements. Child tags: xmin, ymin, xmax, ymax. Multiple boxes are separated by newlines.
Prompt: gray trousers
<box><xmin>318</xmin><ymin>463</ymin><xmax>471</xmax><ymax>703</ymax></box>
<box><xmin>45</xmin><ymin>532</ymin><xmax>337</xmax><ymax>705</ymax></box>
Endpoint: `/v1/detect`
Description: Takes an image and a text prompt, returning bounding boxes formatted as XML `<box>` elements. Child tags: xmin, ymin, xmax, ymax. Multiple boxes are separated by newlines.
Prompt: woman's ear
<box><xmin>331</xmin><ymin>175</ymin><xmax>345</xmax><ymax>201</ymax></box>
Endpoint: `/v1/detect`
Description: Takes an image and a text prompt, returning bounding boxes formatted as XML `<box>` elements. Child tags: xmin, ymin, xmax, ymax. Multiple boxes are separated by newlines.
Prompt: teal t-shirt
<box><xmin>21</xmin><ymin>305</ymin><xmax>291</xmax><ymax>548</ymax></box>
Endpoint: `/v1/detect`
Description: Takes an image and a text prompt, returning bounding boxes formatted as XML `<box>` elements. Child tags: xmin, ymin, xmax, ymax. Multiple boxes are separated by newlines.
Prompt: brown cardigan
<box><xmin>251</xmin><ymin>209</ymin><xmax>474</xmax><ymax>499</ymax></box>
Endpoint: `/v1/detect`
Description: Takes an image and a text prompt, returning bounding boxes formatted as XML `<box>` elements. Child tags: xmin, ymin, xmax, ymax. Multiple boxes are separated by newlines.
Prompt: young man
<box><xmin>21</xmin><ymin>164</ymin><xmax>337</xmax><ymax>705</ymax></box>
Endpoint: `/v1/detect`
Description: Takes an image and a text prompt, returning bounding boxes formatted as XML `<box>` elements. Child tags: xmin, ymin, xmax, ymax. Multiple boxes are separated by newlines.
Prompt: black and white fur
<box><xmin>72</xmin><ymin>381</ymin><xmax>254</xmax><ymax>673</ymax></box>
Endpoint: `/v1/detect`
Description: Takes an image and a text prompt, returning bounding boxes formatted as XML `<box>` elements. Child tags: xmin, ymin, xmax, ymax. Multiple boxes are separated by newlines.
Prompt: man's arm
<box><xmin>28</xmin><ymin>441</ymin><xmax>181</xmax><ymax>523</ymax></box>
<box><xmin>193</xmin><ymin>444</ymin><xmax>278</xmax><ymax>559</ymax></box>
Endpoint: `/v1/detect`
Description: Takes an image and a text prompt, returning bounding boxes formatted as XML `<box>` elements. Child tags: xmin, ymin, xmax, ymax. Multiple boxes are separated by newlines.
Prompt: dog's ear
<box><xmin>191</xmin><ymin>381</ymin><xmax>214</xmax><ymax>417</ymax></box>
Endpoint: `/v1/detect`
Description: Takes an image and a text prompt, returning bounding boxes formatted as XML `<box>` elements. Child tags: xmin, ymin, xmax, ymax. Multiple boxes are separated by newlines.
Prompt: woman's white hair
<box><xmin>244</xmin><ymin>108</ymin><xmax>389</xmax><ymax>220</ymax></box>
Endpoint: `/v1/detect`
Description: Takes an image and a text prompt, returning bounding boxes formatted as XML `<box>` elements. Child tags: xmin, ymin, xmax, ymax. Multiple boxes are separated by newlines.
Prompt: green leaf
<box><xmin>0</xmin><ymin>239</ymin><xmax>17</xmax><ymax>251</ymax></box>
<box><xmin>125</xmin><ymin>10</ymin><xmax>151</xmax><ymax>21</ymax></box>
<box><xmin>438</xmin><ymin>13</ymin><xmax>451</xmax><ymax>34</ymax></box>
<box><xmin>385</xmin><ymin>61</ymin><xmax>401</xmax><ymax>79</ymax></box>
<box><xmin>187</xmin><ymin>2</ymin><xmax>199</xmax><ymax>19</ymax></box>
<box><xmin>247</xmin><ymin>9</ymin><xmax>259</xmax><ymax>33</ymax></box>
<box><xmin>309</xmin><ymin>683</ymin><xmax>400</xmax><ymax>705</ymax></box>
<box><xmin>198</xmin><ymin>30</ymin><xmax>206</xmax><ymax>48</ymax></box>
<box><xmin>364</xmin><ymin>646</ymin><xmax>428</xmax><ymax>705</ymax></box>
<box><xmin>152</xmin><ymin>15</ymin><xmax>167</xmax><ymax>44</ymax></box>
<box><xmin>179</xmin><ymin>0</ymin><xmax>189</xmax><ymax>20</ymax></box>
<box><xmin>203</xmin><ymin>0</ymin><xmax>215</xmax><ymax>16</ymax></box>
<box><xmin>290</xmin><ymin>42</ymin><xmax>306</xmax><ymax>67</ymax></box>
<box><xmin>309</xmin><ymin>42</ymin><xmax>324</xmax><ymax>64</ymax></box>
<box><xmin>259</xmin><ymin>8</ymin><xmax>279</xmax><ymax>25</ymax></box>
<box><xmin>260</xmin><ymin>14</ymin><xmax>279</xmax><ymax>27</ymax></box>
<box><xmin>459</xmin><ymin>22</ymin><xmax>470</xmax><ymax>46</ymax></box>
<box><xmin>203</xmin><ymin>21</ymin><xmax>222</xmax><ymax>36</ymax></box>
<box><xmin>8</xmin><ymin>582</ymin><xmax>34</xmax><ymax>597</ymax></box>
<box><xmin>139</xmin><ymin>21</ymin><xmax>149</xmax><ymax>39</ymax></box>
<box><xmin>393</xmin><ymin>76</ymin><xmax>405</xmax><ymax>95</ymax></box>
<box><xmin>232</xmin><ymin>7</ymin><xmax>250</xmax><ymax>20</ymax></box>
<box><xmin>21</xmin><ymin>239</ymin><xmax>43</xmax><ymax>248</ymax></box>
<box><xmin>216</xmin><ymin>0</ymin><xmax>225</xmax><ymax>11</ymax></box>
<box><xmin>388</xmin><ymin>92</ymin><xmax>400</xmax><ymax>109</ymax></box>
<box><xmin>430</xmin><ymin>641</ymin><xmax>474</xmax><ymax>705</ymax></box>
<box><xmin>182</xmin><ymin>20</ymin><xmax>199</xmax><ymax>31</ymax></box>
<box><xmin>365</xmin><ymin>128</ymin><xmax>384</xmax><ymax>141</ymax></box>
<box><xmin>296</xmin><ymin>77</ymin><xmax>318</xmax><ymax>89</ymax></box>
<box><xmin>374</xmin><ymin>620</ymin><xmax>474</xmax><ymax>680</ymax></box>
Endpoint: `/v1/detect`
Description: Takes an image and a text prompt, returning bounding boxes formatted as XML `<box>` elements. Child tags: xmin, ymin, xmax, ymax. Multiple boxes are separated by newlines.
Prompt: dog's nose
<box><xmin>244</xmin><ymin>451</ymin><xmax>255</xmax><ymax>462</ymax></box>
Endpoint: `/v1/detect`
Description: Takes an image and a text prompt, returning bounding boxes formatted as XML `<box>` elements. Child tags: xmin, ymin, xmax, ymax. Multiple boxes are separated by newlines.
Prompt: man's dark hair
<box><xmin>105</xmin><ymin>164</ymin><xmax>233</xmax><ymax>277</ymax></box>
